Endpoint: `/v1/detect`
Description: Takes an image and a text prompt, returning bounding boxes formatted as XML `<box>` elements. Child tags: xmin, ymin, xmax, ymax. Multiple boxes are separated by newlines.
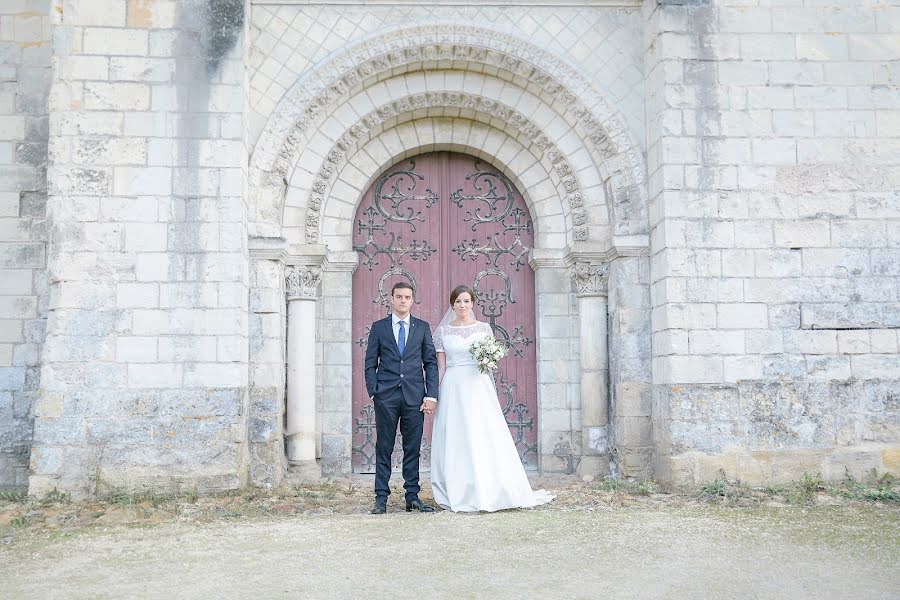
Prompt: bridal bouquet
<box><xmin>469</xmin><ymin>335</ymin><xmax>509</xmax><ymax>375</ymax></box>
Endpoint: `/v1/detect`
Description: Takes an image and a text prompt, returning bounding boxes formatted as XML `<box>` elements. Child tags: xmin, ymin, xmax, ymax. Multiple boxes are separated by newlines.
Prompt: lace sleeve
<box><xmin>480</xmin><ymin>321</ymin><xmax>494</xmax><ymax>338</ymax></box>
<box><xmin>433</xmin><ymin>325</ymin><xmax>444</xmax><ymax>352</ymax></box>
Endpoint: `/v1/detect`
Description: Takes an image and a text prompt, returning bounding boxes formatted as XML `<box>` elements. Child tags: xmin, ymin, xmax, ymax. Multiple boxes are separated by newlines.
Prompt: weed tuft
<box><xmin>0</xmin><ymin>490</ymin><xmax>26</xmax><ymax>503</ymax></box>
<box><xmin>39</xmin><ymin>488</ymin><xmax>71</xmax><ymax>506</ymax></box>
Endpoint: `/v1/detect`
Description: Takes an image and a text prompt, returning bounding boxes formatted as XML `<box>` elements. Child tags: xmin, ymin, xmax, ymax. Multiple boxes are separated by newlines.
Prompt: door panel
<box><xmin>351</xmin><ymin>152</ymin><xmax>537</xmax><ymax>472</ymax></box>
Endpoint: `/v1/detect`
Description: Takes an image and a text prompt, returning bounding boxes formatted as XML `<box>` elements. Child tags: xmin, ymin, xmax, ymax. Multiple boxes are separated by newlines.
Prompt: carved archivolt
<box><xmin>302</xmin><ymin>92</ymin><xmax>590</xmax><ymax>244</ymax></box>
<box><xmin>248</xmin><ymin>25</ymin><xmax>647</xmax><ymax>238</ymax></box>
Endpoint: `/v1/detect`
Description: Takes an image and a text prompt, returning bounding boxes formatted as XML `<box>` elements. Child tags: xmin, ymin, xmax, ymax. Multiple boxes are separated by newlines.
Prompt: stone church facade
<box><xmin>0</xmin><ymin>0</ymin><xmax>897</xmax><ymax>495</ymax></box>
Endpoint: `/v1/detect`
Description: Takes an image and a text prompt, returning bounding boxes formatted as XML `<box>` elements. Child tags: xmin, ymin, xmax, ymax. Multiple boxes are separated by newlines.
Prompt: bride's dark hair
<box><xmin>450</xmin><ymin>285</ymin><xmax>476</xmax><ymax>306</ymax></box>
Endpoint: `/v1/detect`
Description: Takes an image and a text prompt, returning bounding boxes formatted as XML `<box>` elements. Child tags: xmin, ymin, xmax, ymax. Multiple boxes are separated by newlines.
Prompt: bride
<box><xmin>430</xmin><ymin>285</ymin><xmax>553</xmax><ymax>512</ymax></box>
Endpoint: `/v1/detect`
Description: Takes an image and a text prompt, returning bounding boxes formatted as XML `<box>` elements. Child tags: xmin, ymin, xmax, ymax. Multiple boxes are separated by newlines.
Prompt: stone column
<box><xmin>284</xmin><ymin>266</ymin><xmax>321</xmax><ymax>467</ymax></box>
<box><xmin>573</xmin><ymin>262</ymin><xmax>610</xmax><ymax>477</ymax></box>
<box><xmin>529</xmin><ymin>249</ymin><xmax>579</xmax><ymax>474</ymax></box>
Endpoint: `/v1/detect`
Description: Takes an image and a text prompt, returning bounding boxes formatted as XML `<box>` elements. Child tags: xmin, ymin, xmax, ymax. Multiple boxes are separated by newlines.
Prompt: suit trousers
<box><xmin>373</xmin><ymin>387</ymin><xmax>424</xmax><ymax>502</ymax></box>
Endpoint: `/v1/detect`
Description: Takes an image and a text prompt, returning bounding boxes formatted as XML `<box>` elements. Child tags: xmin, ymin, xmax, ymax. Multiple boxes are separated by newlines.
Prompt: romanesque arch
<box><xmin>246</xmin><ymin>22</ymin><xmax>652</xmax><ymax>478</ymax></box>
<box><xmin>248</xmin><ymin>24</ymin><xmax>648</xmax><ymax>248</ymax></box>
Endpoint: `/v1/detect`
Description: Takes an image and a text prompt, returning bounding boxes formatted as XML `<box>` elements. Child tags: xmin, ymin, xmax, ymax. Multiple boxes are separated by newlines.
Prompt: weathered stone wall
<box><xmin>28</xmin><ymin>0</ymin><xmax>251</xmax><ymax>496</ymax></box>
<box><xmin>608</xmin><ymin>256</ymin><xmax>653</xmax><ymax>478</ymax></box>
<box><xmin>0</xmin><ymin>0</ymin><xmax>51</xmax><ymax>490</ymax></box>
<box><xmin>645</xmin><ymin>0</ymin><xmax>900</xmax><ymax>485</ymax></box>
<box><xmin>9</xmin><ymin>0</ymin><xmax>897</xmax><ymax>493</ymax></box>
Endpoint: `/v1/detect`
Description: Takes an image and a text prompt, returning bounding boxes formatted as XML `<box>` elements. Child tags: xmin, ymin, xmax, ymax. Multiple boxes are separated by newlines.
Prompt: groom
<box><xmin>364</xmin><ymin>282</ymin><xmax>439</xmax><ymax>514</ymax></box>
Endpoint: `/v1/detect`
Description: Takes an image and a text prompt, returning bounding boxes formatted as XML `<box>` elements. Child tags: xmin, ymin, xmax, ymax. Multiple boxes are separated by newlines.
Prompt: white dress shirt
<box><xmin>391</xmin><ymin>313</ymin><xmax>410</xmax><ymax>348</ymax></box>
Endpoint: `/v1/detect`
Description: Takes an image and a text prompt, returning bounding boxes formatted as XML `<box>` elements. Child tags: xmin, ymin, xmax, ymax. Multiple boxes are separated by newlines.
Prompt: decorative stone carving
<box><xmin>572</xmin><ymin>262</ymin><xmax>609</xmax><ymax>297</ymax></box>
<box><xmin>302</xmin><ymin>92</ymin><xmax>590</xmax><ymax>243</ymax></box>
<box><xmin>285</xmin><ymin>266</ymin><xmax>321</xmax><ymax>299</ymax></box>
<box><xmin>249</xmin><ymin>25</ymin><xmax>648</xmax><ymax>244</ymax></box>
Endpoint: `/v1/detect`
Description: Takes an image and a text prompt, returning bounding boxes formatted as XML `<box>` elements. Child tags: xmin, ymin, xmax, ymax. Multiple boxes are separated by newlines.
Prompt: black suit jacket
<box><xmin>364</xmin><ymin>315</ymin><xmax>439</xmax><ymax>406</ymax></box>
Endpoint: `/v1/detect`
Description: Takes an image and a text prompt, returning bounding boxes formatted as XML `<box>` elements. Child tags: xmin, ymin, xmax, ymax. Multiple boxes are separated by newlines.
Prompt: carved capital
<box><xmin>285</xmin><ymin>266</ymin><xmax>321</xmax><ymax>300</ymax></box>
<box><xmin>572</xmin><ymin>262</ymin><xmax>609</xmax><ymax>297</ymax></box>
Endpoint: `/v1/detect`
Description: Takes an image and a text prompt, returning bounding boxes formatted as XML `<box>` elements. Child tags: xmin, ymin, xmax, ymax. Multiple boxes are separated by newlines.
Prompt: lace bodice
<box><xmin>433</xmin><ymin>321</ymin><xmax>494</xmax><ymax>367</ymax></box>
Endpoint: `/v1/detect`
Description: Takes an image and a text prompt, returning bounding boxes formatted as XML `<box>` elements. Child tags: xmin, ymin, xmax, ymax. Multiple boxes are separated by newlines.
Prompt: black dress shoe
<box><xmin>371</xmin><ymin>499</ymin><xmax>387</xmax><ymax>514</ymax></box>
<box><xmin>405</xmin><ymin>498</ymin><xmax>435</xmax><ymax>513</ymax></box>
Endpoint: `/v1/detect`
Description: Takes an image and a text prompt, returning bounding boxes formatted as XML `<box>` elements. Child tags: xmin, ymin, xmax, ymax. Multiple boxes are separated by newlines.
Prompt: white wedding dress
<box><xmin>430</xmin><ymin>321</ymin><xmax>553</xmax><ymax>512</ymax></box>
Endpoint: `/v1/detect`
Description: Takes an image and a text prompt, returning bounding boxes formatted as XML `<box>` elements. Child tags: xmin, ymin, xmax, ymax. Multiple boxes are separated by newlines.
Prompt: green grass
<box><xmin>592</xmin><ymin>478</ymin><xmax>660</xmax><ymax>496</ymax></box>
<box><xmin>0</xmin><ymin>490</ymin><xmax>27</xmax><ymax>503</ymax></box>
<box><xmin>830</xmin><ymin>469</ymin><xmax>899</xmax><ymax>503</ymax></box>
<box><xmin>697</xmin><ymin>470</ymin><xmax>900</xmax><ymax>507</ymax></box>
<box><xmin>39</xmin><ymin>488</ymin><xmax>72</xmax><ymax>506</ymax></box>
<box><xmin>10</xmin><ymin>515</ymin><xmax>27</xmax><ymax>528</ymax></box>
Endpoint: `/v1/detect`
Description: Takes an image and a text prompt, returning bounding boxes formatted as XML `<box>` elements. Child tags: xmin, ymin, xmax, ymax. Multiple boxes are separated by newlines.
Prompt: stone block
<box><xmin>720</xmin><ymin>249</ymin><xmax>754</xmax><ymax>277</ymax></box>
<box><xmin>723</xmin><ymin>355</ymin><xmax>763</xmax><ymax>383</ymax></box>
<box><xmin>800</xmin><ymin>303</ymin><xmax>882</xmax><ymax>330</ymax></box>
<box><xmin>773</xmin><ymin>221</ymin><xmax>830</xmax><ymax>248</ymax></box>
<box><xmin>124</xmin><ymin>223</ymin><xmax>167</xmax><ymax>252</ymax></box>
<box><xmin>49</xmin><ymin>167</ymin><xmax>110</xmax><ymax>195</ymax></box>
<box><xmin>696</xmin><ymin>452</ymin><xmax>739</xmax><ymax>483</ymax></box>
<box><xmin>851</xmin><ymin>354</ymin><xmax>900</xmax><ymax>380</ymax></box>
<box><xmin>717</xmin><ymin>303</ymin><xmax>766</xmax><ymax>329</ymax></box>
<box><xmin>113</xmin><ymin>167</ymin><xmax>171</xmax><ymax>196</ymax></box>
<box><xmin>135</xmin><ymin>252</ymin><xmax>185</xmax><ymax>282</ymax></box>
<box><xmin>0</xmin><ymin>296</ymin><xmax>37</xmax><ymax>320</ymax></box>
<box><xmin>745</xmin><ymin>330</ymin><xmax>784</xmax><ymax>354</ymax></box>
<box><xmin>127</xmin><ymin>362</ymin><xmax>182</xmax><ymax>388</ymax></box>
<box><xmin>762</xmin><ymin>354</ymin><xmax>806</xmax><ymax>379</ymax></box>
<box><xmin>793</xmin><ymin>86</ymin><xmax>847</xmax><ymax>110</ymax></box>
<box><xmin>689</xmin><ymin>329</ymin><xmax>744</xmax><ymax>355</ymax></box>
<box><xmin>655</xmin><ymin>355</ymin><xmax>723</xmax><ymax>384</ymax></box>
<box><xmin>63</xmin><ymin>0</ymin><xmax>127</xmax><ymax>26</ymax></box>
<box><xmin>652</xmin><ymin>302</ymin><xmax>716</xmax><ymax>331</ymax></box>
<box><xmin>870</xmin><ymin>330</ymin><xmax>899</xmax><ymax>354</ymax></box>
<box><xmin>801</xmin><ymin>248</ymin><xmax>869</xmax><ymax>277</ymax></box>
<box><xmin>74</xmin><ymin>137</ymin><xmax>146</xmax><ymax>166</ymax></box>
<box><xmin>751</xmin><ymin>138</ymin><xmax>797</xmax><ymax>166</ymax></box>
<box><xmin>832</xmin><ymin>219</ymin><xmax>887</xmax><ymax>248</ymax></box>
<box><xmin>183</xmin><ymin>362</ymin><xmax>242</xmax><ymax>388</ymax></box>
<box><xmin>796</xmin><ymin>34</ymin><xmax>849</xmax><ymax>61</ymax></box>
<box><xmin>805</xmin><ymin>355</ymin><xmax>851</xmax><ymax>380</ymax></box>
<box><xmin>784</xmin><ymin>329</ymin><xmax>837</xmax><ymax>354</ymax></box>
<box><xmin>159</xmin><ymin>282</ymin><xmax>217</xmax><ymax>309</ymax></box>
<box><xmin>0</xmin><ymin>116</ymin><xmax>25</xmax><ymax>140</ymax></box>
<box><xmin>84</xmin><ymin>82</ymin><xmax>150</xmax><ymax>111</ymax></box>
<box><xmin>770</xmin><ymin>451</ymin><xmax>827</xmax><ymax>485</ymax></box>
<box><xmin>883</xmin><ymin>448</ymin><xmax>900</xmax><ymax>473</ymax></box>
<box><xmin>838</xmin><ymin>330</ymin><xmax>870</xmax><ymax>354</ymax></box>
<box><xmin>116</xmin><ymin>336</ymin><xmax>157</xmax><ymax>362</ymax></box>
<box><xmin>83</xmin><ymin>28</ymin><xmax>149</xmax><ymax>56</ymax></box>
<box><xmin>825</xmin><ymin>449</ymin><xmax>884</xmax><ymax>480</ymax></box>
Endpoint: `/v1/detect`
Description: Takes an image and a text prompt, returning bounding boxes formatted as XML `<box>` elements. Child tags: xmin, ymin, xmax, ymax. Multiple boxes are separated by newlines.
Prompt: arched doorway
<box><xmin>350</xmin><ymin>152</ymin><xmax>538</xmax><ymax>473</ymax></box>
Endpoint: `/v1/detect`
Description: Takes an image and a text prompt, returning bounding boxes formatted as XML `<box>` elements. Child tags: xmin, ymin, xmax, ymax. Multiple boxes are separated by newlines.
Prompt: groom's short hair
<box><xmin>391</xmin><ymin>281</ymin><xmax>414</xmax><ymax>297</ymax></box>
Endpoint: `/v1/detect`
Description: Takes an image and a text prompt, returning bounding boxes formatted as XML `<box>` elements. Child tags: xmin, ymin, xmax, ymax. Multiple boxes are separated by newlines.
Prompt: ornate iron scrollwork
<box><xmin>352</xmin><ymin>404</ymin><xmax>378</xmax><ymax>472</ymax></box>
<box><xmin>450</xmin><ymin>161</ymin><xmax>516</xmax><ymax>230</ymax></box>
<box><xmin>373</xmin><ymin>159</ymin><xmax>438</xmax><ymax>231</ymax></box>
<box><xmin>495</xmin><ymin>370</ymin><xmax>537</xmax><ymax>462</ymax></box>
<box><xmin>473</xmin><ymin>268</ymin><xmax>514</xmax><ymax>319</ymax></box>
<box><xmin>354</xmin><ymin>206</ymin><xmax>437</xmax><ymax>271</ymax></box>
<box><xmin>354</xmin><ymin>325</ymin><xmax>371</xmax><ymax>349</ymax></box>
<box><xmin>451</xmin><ymin>207</ymin><xmax>532</xmax><ymax>272</ymax></box>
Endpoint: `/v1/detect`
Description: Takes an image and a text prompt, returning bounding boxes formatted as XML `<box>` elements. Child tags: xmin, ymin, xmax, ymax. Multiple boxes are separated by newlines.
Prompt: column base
<box><xmin>576</xmin><ymin>455</ymin><xmax>611</xmax><ymax>479</ymax></box>
<box><xmin>285</xmin><ymin>459</ymin><xmax>322</xmax><ymax>484</ymax></box>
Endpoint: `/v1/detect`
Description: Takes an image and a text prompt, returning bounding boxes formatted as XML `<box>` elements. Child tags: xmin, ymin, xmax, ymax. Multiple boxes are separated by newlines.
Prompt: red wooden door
<box><xmin>351</xmin><ymin>152</ymin><xmax>537</xmax><ymax>472</ymax></box>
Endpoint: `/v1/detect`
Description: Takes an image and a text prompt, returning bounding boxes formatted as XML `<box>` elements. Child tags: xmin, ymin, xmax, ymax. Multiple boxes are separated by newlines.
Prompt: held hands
<box><xmin>420</xmin><ymin>398</ymin><xmax>437</xmax><ymax>415</ymax></box>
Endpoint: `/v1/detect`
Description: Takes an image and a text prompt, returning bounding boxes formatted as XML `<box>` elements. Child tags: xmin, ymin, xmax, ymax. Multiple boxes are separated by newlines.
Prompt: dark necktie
<box><xmin>398</xmin><ymin>320</ymin><xmax>406</xmax><ymax>356</ymax></box>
